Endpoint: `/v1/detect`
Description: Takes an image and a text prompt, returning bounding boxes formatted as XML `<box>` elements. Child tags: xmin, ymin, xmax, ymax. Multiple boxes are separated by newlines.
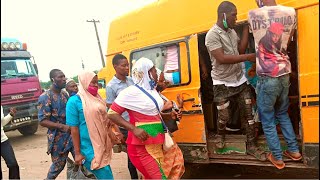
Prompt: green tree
<box><xmin>71</xmin><ymin>75</ymin><xmax>78</xmax><ymax>83</ymax></box>
<box><xmin>40</xmin><ymin>81</ymin><xmax>51</xmax><ymax>90</ymax></box>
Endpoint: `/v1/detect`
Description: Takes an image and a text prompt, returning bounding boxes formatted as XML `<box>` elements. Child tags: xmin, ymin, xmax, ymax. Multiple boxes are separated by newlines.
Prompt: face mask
<box><xmin>257</xmin><ymin>0</ymin><xmax>264</xmax><ymax>7</ymax></box>
<box><xmin>70</xmin><ymin>92</ymin><xmax>77</xmax><ymax>96</ymax></box>
<box><xmin>87</xmin><ymin>85</ymin><xmax>98</xmax><ymax>96</ymax></box>
<box><xmin>223</xmin><ymin>13</ymin><xmax>229</xmax><ymax>29</ymax></box>
<box><xmin>149</xmin><ymin>71</ymin><xmax>157</xmax><ymax>89</ymax></box>
<box><xmin>149</xmin><ymin>80</ymin><xmax>156</xmax><ymax>89</ymax></box>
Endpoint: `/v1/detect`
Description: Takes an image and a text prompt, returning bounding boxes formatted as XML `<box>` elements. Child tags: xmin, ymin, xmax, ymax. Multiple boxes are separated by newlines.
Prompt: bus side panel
<box><xmin>163</xmin><ymin>35</ymin><xmax>206</xmax><ymax>145</ymax></box>
<box><xmin>174</xmin><ymin>34</ymin><xmax>208</xmax><ymax>162</ymax></box>
<box><xmin>172</xmin><ymin>114</ymin><xmax>206</xmax><ymax>143</ymax></box>
<box><xmin>297</xmin><ymin>4</ymin><xmax>319</xmax><ymax>168</ymax></box>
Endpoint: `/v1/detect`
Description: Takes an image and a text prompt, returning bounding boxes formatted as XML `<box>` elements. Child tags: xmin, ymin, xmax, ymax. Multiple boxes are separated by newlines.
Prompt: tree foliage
<box><xmin>71</xmin><ymin>75</ymin><xmax>78</xmax><ymax>83</ymax></box>
<box><xmin>40</xmin><ymin>70</ymin><xmax>99</xmax><ymax>90</ymax></box>
<box><xmin>40</xmin><ymin>81</ymin><xmax>51</xmax><ymax>90</ymax></box>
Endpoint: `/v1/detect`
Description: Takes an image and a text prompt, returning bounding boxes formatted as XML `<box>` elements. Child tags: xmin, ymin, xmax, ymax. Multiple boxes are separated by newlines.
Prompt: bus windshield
<box><xmin>1</xmin><ymin>59</ymin><xmax>37</xmax><ymax>79</ymax></box>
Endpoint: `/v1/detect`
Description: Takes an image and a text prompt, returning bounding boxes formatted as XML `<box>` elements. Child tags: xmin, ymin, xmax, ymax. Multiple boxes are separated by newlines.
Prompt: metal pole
<box><xmin>86</xmin><ymin>19</ymin><xmax>105</xmax><ymax>67</ymax></box>
<box><xmin>81</xmin><ymin>58</ymin><xmax>85</xmax><ymax>70</ymax></box>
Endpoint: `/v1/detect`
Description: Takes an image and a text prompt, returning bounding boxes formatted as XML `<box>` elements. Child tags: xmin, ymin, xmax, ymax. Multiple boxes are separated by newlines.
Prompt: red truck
<box><xmin>1</xmin><ymin>38</ymin><xmax>41</xmax><ymax>135</ymax></box>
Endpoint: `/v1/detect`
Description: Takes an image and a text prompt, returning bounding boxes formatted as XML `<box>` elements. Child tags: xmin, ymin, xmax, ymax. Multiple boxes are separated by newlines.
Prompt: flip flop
<box><xmin>267</xmin><ymin>152</ymin><xmax>285</xmax><ymax>170</ymax></box>
<box><xmin>283</xmin><ymin>150</ymin><xmax>302</xmax><ymax>161</ymax></box>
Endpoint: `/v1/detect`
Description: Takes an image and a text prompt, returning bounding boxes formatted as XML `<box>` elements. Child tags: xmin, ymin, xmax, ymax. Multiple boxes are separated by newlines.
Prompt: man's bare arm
<box><xmin>238</xmin><ymin>24</ymin><xmax>250</xmax><ymax>54</ymax></box>
<box><xmin>40</xmin><ymin>119</ymin><xmax>70</xmax><ymax>132</ymax></box>
<box><xmin>210</xmin><ymin>48</ymin><xmax>256</xmax><ymax>64</ymax></box>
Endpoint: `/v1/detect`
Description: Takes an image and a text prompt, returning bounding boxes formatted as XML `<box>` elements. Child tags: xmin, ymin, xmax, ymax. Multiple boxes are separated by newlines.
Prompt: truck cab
<box><xmin>1</xmin><ymin>38</ymin><xmax>41</xmax><ymax>135</ymax></box>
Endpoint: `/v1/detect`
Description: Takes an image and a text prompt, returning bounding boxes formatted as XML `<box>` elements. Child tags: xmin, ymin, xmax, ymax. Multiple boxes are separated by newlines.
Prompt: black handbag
<box><xmin>165</xmin><ymin>117</ymin><xmax>179</xmax><ymax>133</ymax></box>
<box><xmin>161</xmin><ymin>108</ymin><xmax>179</xmax><ymax>133</ymax></box>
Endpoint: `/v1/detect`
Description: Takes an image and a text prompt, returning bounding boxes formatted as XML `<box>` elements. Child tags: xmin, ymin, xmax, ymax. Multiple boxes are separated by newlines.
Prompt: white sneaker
<box><xmin>226</xmin><ymin>127</ymin><xmax>240</xmax><ymax>131</ymax></box>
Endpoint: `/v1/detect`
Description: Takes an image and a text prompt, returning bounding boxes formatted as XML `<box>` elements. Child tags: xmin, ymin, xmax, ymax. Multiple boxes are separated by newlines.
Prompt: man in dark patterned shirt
<box><xmin>38</xmin><ymin>69</ymin><xmax>74</xmax><ymax>179</ymax></box>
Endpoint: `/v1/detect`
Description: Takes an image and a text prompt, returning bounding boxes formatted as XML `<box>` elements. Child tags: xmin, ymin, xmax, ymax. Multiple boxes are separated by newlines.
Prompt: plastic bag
<box><xmin>66</xmin><ymin>157</ymin><xmax>96</xmax><ymax>179</ymax></box>
<box><xmin>163</xmin><ymin>132</ymin><xmax>174</xmax><ymax>151</ymax></box>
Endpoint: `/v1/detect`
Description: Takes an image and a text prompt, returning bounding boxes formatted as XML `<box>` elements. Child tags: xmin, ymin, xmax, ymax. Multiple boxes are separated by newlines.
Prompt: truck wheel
<box><xmin>18</xmin><ymin>122</ymin><xmax>39</xmax><ymax>136</ymax></box>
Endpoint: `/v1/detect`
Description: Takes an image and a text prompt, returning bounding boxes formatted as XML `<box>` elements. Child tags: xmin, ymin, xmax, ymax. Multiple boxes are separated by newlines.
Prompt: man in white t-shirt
<box><xmin>248</xmin><ymin>0</ymin><xmax>302</xmax><ymax>169</ymax></box>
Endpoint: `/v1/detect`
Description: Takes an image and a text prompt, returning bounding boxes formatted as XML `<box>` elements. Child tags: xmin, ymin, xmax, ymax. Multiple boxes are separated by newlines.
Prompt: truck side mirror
<box><xmin>33</xmin><ymin>64</ymin><xmax>38</xmax><ymax>74</ymax></box>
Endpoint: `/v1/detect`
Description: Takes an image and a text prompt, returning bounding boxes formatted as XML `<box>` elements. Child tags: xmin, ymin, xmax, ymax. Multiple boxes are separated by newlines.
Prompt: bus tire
<box><xmin>18</xmin><ymin>122</ymin><xmax>39</xmax><ymax>136</ymax></box>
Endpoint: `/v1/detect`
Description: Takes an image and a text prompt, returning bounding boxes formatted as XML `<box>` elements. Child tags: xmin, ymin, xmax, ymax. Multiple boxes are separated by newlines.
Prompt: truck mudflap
<box><xmin>303</xmin><ymin>143</ymin><xmax>319</xmax><ymax>169</ymax></box>
<box><xmin>3</xmin><ymin>101</ymin><xmax>38</xmax><ymax>132</ymax></box>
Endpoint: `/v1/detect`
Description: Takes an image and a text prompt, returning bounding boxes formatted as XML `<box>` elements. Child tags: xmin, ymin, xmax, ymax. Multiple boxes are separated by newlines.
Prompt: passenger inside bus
<box><xmin>163</xmin><ymin>45</ymin><xmax>180</xmax><ymax>85</ymax></box>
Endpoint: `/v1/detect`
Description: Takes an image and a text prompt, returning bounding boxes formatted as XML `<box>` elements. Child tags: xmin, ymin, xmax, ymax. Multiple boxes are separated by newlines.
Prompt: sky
<box><xmin>1</xmin><ymin>0</ymin><xmax>156</xmax><ymax>82</ymax></box>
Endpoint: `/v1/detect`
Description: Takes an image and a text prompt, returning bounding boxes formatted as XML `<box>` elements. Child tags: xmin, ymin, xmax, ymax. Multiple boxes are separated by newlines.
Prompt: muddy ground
<box><xmin>1</xmin><ymin>125</ymin><xmax>318</xmax><ymax>179</ymax></box>
<box><xmin>1</xmin><ymin>125</ymin><xmax>130</xmax><ymax>179</ymax></box>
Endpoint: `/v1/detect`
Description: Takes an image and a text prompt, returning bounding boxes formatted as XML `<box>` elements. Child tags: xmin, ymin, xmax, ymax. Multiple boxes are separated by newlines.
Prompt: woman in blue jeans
<box><xmin>1</xmin><ymin>106</ymin><xmax>20</xmax><ymax>179</ymax></box>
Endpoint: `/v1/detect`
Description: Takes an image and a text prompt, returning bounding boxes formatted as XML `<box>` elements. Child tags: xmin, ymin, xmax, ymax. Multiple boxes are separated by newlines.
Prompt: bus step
<box><xmin>206</xmin><ymin>158</ymin><xmax>307</xmax><ymax>169</ymax></box>
<box><xmin>207</xmin><ymin>134</ymin><xmax>303</xmax><ymax>157</ymax></box>
<box><xmin>207</xmin><ymin>135</ymin><xmax>247</xmax><ymax>156</ymax></box>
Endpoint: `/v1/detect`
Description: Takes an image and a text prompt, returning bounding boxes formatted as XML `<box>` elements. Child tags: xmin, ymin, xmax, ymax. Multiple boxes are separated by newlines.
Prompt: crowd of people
<box><xmin>1</xmin><ymin>0</ymin><xmax>303</xmax><ymax>179</ymax></box>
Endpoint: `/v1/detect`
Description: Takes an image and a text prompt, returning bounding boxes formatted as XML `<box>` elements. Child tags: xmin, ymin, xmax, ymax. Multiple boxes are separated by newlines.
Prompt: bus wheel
<box><xmin>18</xmin><ymin>122</ymin><xmax>39</xmax><ymax>136</ymax></box>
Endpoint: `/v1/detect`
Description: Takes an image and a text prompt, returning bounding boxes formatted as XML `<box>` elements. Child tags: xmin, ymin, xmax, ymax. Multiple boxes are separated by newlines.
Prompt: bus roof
<box><xmin>107</xmin><ymin>0</ymin><xmax>318</xmax><ymax>55</ymax></box>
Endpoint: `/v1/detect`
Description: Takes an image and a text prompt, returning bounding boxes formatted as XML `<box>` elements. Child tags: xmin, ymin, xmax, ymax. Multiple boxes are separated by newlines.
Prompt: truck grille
<box><xmin>1</xmin><ymin>93</ymin><xmax>35</xmax><ymax>103</ymax></box>
<box><xmin>13</xmin><ymin>116</ymin><xmax>31</xmax><ymax>123</ymax></box>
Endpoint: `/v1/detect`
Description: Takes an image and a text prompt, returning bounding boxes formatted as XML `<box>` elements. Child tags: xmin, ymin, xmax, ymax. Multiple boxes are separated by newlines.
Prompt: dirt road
<box><xmin>1</xmin><ymin>125</ymin><xmax>130</xmax><ymax>179</ymax></box>
<box><xmin>2</xmin><ymin>125</ymin><xmax>318</xmax><ymax>179</ymax></box>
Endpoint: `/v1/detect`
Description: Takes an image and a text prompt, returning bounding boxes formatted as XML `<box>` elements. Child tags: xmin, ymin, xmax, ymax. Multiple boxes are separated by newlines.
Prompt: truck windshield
<box><xmin>1</xmin><ymin>59</ymin><xmax>37</xmax><ymax>79</ymax></box>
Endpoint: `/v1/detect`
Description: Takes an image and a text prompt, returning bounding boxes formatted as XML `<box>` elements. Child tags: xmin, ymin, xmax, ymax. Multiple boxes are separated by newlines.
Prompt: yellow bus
<box><xmin>100</xmin><ymin>0</ymin><xmax>319</xmax><ymax>169</ymax></box>
<box><xmin>97</xmin><ymin>67</ymin><xmax>107</xmax><ymax>101</ymax></box>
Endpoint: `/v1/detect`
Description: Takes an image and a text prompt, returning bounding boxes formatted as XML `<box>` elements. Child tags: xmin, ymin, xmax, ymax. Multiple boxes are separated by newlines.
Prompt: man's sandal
<box><xmin>283</xmin><ymin>150</ymin><xmax>302</xmax><ymax>161</ymax></box>
<box><xmin>247</xmin><ymin>146</ymin><xmax>267</xmax><ymax>161</ymax></box>
<box><xmin>215</xmin><ymin>139</ymin><xmax>225</xmax><ymax>149</ymax></box>
<box><xmin>267</xmin><ymin>152</ymin><xmax>285</xmax><ymax>170</ymax></box>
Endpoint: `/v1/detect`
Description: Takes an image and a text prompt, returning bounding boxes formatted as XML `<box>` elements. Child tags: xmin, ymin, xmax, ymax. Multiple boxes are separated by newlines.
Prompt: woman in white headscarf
<box><xmin>108</xmin><ymin>57</ymin><xmax>184</xmax><ymax>179</ymax></box>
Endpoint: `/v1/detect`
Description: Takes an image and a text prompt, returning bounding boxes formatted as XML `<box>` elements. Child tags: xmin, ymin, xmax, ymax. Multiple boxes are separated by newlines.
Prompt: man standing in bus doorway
<box><xmin>38</xmin><ymin>69</ymin><xmax>74</xmax><ymax>179</ymax></box>
<box><xmin>248</xmin><ymin>0</ymin><xmax>302</xmax><ymax>169</ymax></box>
<box><xmin>106</xmin><ymin>54</ymin><xmax>138</xmax><ymax>179</ymax></box>
<box><xmin>205</xmin><ymin>1</ymin><xmax>266</xmax><ymax>161</ymax></box>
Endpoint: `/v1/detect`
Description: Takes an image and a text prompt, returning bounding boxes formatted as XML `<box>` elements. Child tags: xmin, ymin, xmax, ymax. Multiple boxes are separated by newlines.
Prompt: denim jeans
<box><xmin>256</xmin><ymin>74</ymin><xmax>299</xmax><ymax>160</ymax></box>
<box><xmin>1</xmin><ymin>140</ymin><xmax>20</xmax><ymax>179</ymax></box>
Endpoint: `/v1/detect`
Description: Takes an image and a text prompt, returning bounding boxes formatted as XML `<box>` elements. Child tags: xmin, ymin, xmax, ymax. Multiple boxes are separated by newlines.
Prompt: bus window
<box><xmin>130</xmin><ymin>41</ymin><xmax>190</xmax><ymax>87</ymax></box>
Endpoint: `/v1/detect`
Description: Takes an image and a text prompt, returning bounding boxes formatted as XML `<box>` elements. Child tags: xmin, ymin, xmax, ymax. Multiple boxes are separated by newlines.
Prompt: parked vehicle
<box><xmin>1</xmin><ymin>38</ymin><xmax>41</xmax><ymax>135</ymax></box>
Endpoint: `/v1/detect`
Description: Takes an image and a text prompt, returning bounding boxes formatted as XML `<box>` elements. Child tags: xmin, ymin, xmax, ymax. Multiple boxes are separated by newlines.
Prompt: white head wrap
<box><xmin>114</xmin><ymin>57</ymin><xmax>164</xmax><ymax>115</ymax></box>
<box><xmin>131</xmin><ymin>57</ymin><xmax>155</xmax><ymax>90</ymax></box>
